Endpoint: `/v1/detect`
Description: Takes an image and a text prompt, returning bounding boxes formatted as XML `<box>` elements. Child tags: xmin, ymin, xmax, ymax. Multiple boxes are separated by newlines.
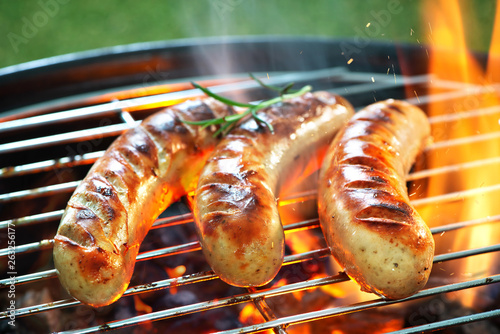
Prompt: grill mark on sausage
<box><xmin>356</xmin><ymin>202</ymin><xmax>413</xmax><ymax>225</ymax></box>
<box><xmin>77</xmin><ymin>209</ymin><xmax>96</xmax><ymax>220</ymax></box>
<box><xmin>384</xmin><ymin>104</ymin><xmax>405</xmax><ymax>114</ymax></box>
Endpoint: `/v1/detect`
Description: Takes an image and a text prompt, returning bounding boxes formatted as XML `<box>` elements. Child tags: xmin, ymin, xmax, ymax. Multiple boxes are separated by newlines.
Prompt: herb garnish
<box><xmin>183</xmin><ymin>74</ymin><xmax>312</xmax><ymax>137</ymax></box>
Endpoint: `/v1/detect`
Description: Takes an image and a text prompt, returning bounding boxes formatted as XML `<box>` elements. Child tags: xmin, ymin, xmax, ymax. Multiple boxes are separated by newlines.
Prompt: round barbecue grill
<box><xmin>1</xmin><ymin>36</ymin><xmax>499</xmax><ymax>333</ymax></box>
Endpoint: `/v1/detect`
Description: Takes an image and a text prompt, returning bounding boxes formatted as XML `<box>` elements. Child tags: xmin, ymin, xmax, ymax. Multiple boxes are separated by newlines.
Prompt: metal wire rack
<box><xmin>1</xmin><ymin>57</ymin><xmax>500</xmax><ymax>333</ymax></box>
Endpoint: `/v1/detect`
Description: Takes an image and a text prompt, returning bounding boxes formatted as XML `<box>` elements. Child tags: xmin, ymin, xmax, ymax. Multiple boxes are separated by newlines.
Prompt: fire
<box><xmin>238</xmin><ymin>304</ymin><xmax>273</xmax><ymax>334</ymax></box>
<box><xmin>165</xmin><ymin>264</ymin><xmax>187</xmax><ymax>278</ymax></box>
<box><xmin>133</xmin><ymin>295</ymin><xmax>153</xmax><ymax>315</ymax></box>
<box><xmin>165</xmin><ymin>265</ymin><xmax>186</xmax><ymax>295</ymax></box>
<box><xmin>239</xmin><ymin>304</ymin><xmax>261</xmax><ymax>323</ymax></box>
<box><xmin>419</xmin><ymin>0</ymin><xmax>500</xmax><ymax>308</ymax></box>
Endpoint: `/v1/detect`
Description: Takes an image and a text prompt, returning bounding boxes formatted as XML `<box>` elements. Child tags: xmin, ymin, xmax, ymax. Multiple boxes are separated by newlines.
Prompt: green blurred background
<box><xmin>0</xmin><ymin>0</ymin><xmax>497</xmax><ymax>69</ymax></box>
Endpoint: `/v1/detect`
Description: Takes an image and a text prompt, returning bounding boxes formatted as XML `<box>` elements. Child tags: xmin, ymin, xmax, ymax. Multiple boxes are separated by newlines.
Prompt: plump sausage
<box><xmin>193</xmin><ymin>91</ymin><xmax>354</xmax><ymax>287</ymax></box>
<box><xmin>318</xmin><ymin>99</ymin><xmax>435</xmax><ymax>299</ymax></box>
<box><xmin>53</xmin><ymin>98</ymin><xmax>234</xmax><ymax>307</ymax></box>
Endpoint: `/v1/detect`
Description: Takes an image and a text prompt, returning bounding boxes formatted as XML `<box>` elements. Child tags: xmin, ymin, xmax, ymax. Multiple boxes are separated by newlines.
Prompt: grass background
<box><xmin>0</xmin><ymin>0</ymin><xmax>497</xmax><ymax>69</ymax></box>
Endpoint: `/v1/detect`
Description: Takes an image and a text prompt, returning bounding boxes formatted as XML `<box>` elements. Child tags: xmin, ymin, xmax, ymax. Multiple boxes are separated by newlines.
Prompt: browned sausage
<box><xmin>318</xmin><ymin>99</ymin><xmax>435</xmax><ymax>299</ymax></box>
<box><xmin>53</xmin><ymin>98</ymin><xmax>234</xmax><ymax>307</ymax></box>
<box><xmin>194</xmin><ymin>91</ymin><xmax>355</xmax><ymax>287</ymax></box>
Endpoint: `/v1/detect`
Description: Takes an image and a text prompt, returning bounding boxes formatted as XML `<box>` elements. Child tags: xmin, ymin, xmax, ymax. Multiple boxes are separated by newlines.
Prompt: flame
<box><xmin>420</xmin><ymin>0</ymin><xmax>500</xmax><ymax>308</ymax></box>
<box><xmin>238</xmin><ymin>304</ymin><xmax>273</xmax><ymax>333</ymax></box>
<box><xmin>165</xmin><ymin>264</ymin><xmax>187</xmax><ymax>278</ymax></box>
<box><xmin>164</xmin><ymin>265</ymin><xmax>186</xmax><ymax>295</ymax></box>
<box><xmin>238</xmin><ymin>303</ymin><xmax>259</xmax><ymax>323</ymax></box>
<box><xmin>133</xmin><ymin>295</ymin><xmax>152</xmax><ymax>314</ymax></box>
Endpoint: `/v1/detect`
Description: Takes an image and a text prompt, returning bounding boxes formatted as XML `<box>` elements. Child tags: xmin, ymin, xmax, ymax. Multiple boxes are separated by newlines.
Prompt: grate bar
<box><xmin>389</xmin><ymin>308</ymin><xmax>500</xmax><ymax>334</ymax></box>
<box><xmin>404</xmin><ymin>82</ymin><xmax>500</xmax><ymax>106</ymax></box>
<box><xmin>0</xmin><ymin>269</ymin><xmax>58</xmax><ymax>288</ymax></box>
<box><xmin>247</xmin><ymin>286</ymin><xmax>289</xmax><ymax>334</ymax></box>
<box><xmin>0</xmin><ymin>180</ymin><xmax>79</xmax><ymax>203</ymax></box>
<box><xmin>427</xmin><ymin>103</ymin><xmax>500</xmax><ymax>124</ymax></box>
<box><xmin>151</xmin><ymin>212</ymin><xmax>194</xmax><ymax>228</ymax></box>
<box><xmin>0</xmin><ymin>102</ymin><xmax>122</xmax><ymax>133</ymax></box>
<box><xmin>136</xmin><ymin>241</ymin><xmax>201</xmax><ymax>262</ymax></box>
<box><xmin>0</xmin><ymin>209</ymin><xmax>64</xmax><ymax>230</ymax></box>
<box><xmin>433</xmin><ymin>243</ymin><xmax>500</xmax><ymax>263</ymax></box>
<box><xmin>119</xmin><ymin>110</ymin><xmax>137</xmax><ymax>126</ymax></box>
<box><xmin>0</xmin><ymin>239</ymin><xmax>53</xmax><ymax>257</ymax></box>
<box><xmin>430</xmin><ymin>214</ymin><xmax>500</xmax><ymax>234</ymax></box>
<box><xmin>0</xmin><ymin>122</ymin><xmax>139</xmax><ymax>155</ymax></box>
<box><xmin>330</xmin><ymin>74</ymin><xmax>432</xmax><ymax>97</ymax></box>
<box><xmin>411</xmin><ymin>183</ymin><xmax>500</xmax><ymax>207</ymax></box>
<box><xmin>407</xmin><ymin>156</ymin><xmax>500</xmax><ymax>181</ymax></box>
<box><xmin>427</xmin><ymin>130</ymin><xmax>500</xmax><ymax>151</ymax></box>
<box><xmin>0</xmin><ymin>151</ymin><xmax>103</xmax><ymax>178</ymax></box>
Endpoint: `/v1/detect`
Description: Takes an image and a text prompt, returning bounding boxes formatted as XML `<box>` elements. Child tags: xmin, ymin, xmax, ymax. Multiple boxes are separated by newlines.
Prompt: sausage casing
<box><xmin>53</xmin><ymin>98</ymin><xmax>234</xmax><ymax>307</ymax></box>
<box><xmin>318</xmin><ymin>99</ymin><xmax>434</xmax><ymax>299</ymax></box>
<box><xmin>194</xmin><ymin>92</ymin><xmax>354</xmax><ymax>287</ymax></box>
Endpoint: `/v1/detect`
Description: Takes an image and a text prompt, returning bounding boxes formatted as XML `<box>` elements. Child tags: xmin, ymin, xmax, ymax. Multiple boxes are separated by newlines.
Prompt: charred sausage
<box><xmin>53</xmin><ymin>98</ymin><xmax>234</xmax><ymax>307</ymax></box>
<box><xmin>318</xmin><ymin>99</ymin><xmax>434</xmax><ymax>299</ymax></box>
<box><xmin>194</xmin><ymin>91</ymin><xmax>354</xmax><ymax>287</ymax></box>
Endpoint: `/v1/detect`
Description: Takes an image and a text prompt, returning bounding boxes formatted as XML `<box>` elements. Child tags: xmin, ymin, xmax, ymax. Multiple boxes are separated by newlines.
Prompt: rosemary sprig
<box><xmin>248</xmin><ymin>73</ymin><xmax>297</xmax><ymax>95</ymax></box>
<box><xmin>183</xmin><ymin>77</ymin><xmax>312</xmax><ymax>137</ymax></box>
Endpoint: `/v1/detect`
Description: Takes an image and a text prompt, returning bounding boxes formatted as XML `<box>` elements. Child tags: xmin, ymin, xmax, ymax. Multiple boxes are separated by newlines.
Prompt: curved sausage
<box><xmin>53</xmin><ymin>98</ymin><xmax>234</xmax><ymax>307</ymax></box>
<box><xmin>193</xmin><ymin>91</ymin><xmax>354</xmax><ymax>287</ymax></box>
<box><xmin>318</xmin><ymin>99</ymin><xmax>435</xmax><ymax>299</ymax></box>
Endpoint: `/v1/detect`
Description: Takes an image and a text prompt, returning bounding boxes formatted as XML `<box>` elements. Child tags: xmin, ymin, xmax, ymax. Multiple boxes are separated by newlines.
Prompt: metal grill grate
<box><xmin>1</xmin><ymin>40</ymin><xmax>500</xmax><ymax>333</ymax></box>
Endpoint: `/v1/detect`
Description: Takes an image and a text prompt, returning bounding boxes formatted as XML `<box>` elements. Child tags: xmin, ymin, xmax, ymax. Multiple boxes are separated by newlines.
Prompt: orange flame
<box><xmin>420</xmin><ymin>0</ymin><xmax>500</xmax><ymax>308</ymax></box>
<box><xmin>238</xmin><ymin>304</ymin><xmax>273</xmax><ymax>333</ymax></box>
<box><xmin>165</xmin><ymin>265</ymin><xmax>186</xmax><ymax>295</ymax></box>
<box><xmin>133</xmin><ymin>295</ymin><xmax>152</xmax><ymax>315</ymax></box>
<box><xmin>238</xmin><ymin>303</ymin><xmax>261</xmax><ymax>324</ymax></box>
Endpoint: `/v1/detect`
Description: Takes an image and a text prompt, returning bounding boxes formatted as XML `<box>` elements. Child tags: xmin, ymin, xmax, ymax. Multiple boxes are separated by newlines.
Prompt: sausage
<box><xmin>193</xmin><ymin>91</ymin><xmax>354</xmax><ymax>287</ymax></box>
<box><xmin>318</xmin><ymin>99</ymin><xmax>435</xmax><ymax>299</ymax></box>
<box><xmin>53</xmin><ymin>98</ymin><xmax>235</xmax><ymax>307</ymax></box>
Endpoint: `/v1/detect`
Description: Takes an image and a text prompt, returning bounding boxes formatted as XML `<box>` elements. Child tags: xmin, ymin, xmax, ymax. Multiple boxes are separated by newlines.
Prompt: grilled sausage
<box><xmin>318</xmin><ymin>99</ymin><xmax>434</xmax><ymax>299</ymax></box>
<box><xmin>193</xmin><ymin>92</ymin><xmax>354</xmax><ymax>287</ymax></box>
<box><xmin>53</xmin><ymin>98</ymin><xmax>234</xmax><ymax>307</ymax></box>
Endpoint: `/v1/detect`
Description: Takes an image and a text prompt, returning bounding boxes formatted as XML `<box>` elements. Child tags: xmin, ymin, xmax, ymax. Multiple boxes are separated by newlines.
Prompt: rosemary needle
<box><xmin>248</xmin><ymin>73</ymin><xmax>297</xmax><ymax>95</ymax></box>
<box><xmin>183</xmin><ymin>76</ymin><xmax>312</xmax><ymax>137</ymax></box>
